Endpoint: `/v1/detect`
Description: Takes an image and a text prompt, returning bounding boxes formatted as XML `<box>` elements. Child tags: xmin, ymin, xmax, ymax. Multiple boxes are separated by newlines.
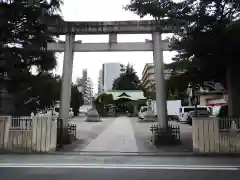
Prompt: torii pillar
<box><xmin>59</xmin><ymin>34</ymin><xmax>75</xmax><ymax>127</ymax></box>
<box><xmin>152</xmin><ymin>32</ymin><xmax>168</xmax><ymax>128</ymax></box>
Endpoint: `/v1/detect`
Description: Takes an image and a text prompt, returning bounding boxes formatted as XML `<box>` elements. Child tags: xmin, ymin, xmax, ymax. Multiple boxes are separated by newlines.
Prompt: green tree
<box><xmin>125</xmin><ymin>0</ymin><xmax>240</xmax><ymax>86</ymax></box>
<box><xmin>112</xmin><ymin>64</ymin><xmax>142</xmax><ymax>90</ymax></box>
<box><xmin>166</xmin><ymin>77</ymin><xmax>188</xmax><ymax>103</ymax></box>
<box><xmin>96</xmin><ymin>93</ymin><xmax>113</xmax><ymax>105</ymax></box>
<box><xmin>0</xmin><ymin>0</ymin><xmax>63</xmax><ymax>114</ymax></box>
<box><xmin>16</xmin><ymin>74</ymin><xmax>85</xmax><ymax>116</ymax></box>
<box><xmin>95</xmin><ymin>93</ymin><xmax>114</xmax><ymax>116</ymax></box>
<box><xmin>70</xmin><ymin>85</ymin><xmax>84</xmax><ymax>116</ymax></box>
<box><xmin>31</xmin><ymin>73</ymin><xmax>61</xmax><ymax>109</ymax></box>
<box><xmin>13</xmin><ymin>73</ymin><xmax>61</xmax><ymax>115</ymax></box>
<box><xmin>143</xmin><ymin>81</ymin><xmax>156</xmax><ymax>100</ymax></box>
<box><xmin>143</xmin><ymin>75</ymin><xmax>187</xmax><ymax>101</ymax></box>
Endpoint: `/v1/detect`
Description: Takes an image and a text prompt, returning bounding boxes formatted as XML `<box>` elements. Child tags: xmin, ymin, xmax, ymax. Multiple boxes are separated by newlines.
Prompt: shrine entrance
<box><xmin>44</xmin><ymin>19</ymin><xmax>194</xmax><ymax>153</ymax></box>
<box><xmin>47</xmin><ymin>20</ymin><xmax>182</xmax><ymax>129</ymax></box>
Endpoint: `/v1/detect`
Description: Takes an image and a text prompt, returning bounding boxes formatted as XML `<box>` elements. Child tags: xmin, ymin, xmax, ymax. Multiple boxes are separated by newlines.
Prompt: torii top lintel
<box><xmin>47</xmin><ymin>19</ymin><xmax>184</xmax><ymax>35</ymax></box>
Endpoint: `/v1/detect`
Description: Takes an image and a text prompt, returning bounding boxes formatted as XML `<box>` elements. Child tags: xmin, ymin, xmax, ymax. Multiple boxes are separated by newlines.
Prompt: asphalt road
<box><xmin>1</xmin><ymin>155</ymin><xmax>240</xmax><ymax>179</ymax></box>
<box><xmin>1</xmin><ymin>165</ymin><xmax>240</xmax><ymax>180</ymax></box>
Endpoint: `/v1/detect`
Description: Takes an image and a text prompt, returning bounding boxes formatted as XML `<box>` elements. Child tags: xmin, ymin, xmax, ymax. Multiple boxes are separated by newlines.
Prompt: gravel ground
<box><xmin>130</xmin><ymin>118</ymin><xmax>193</xmax><ymax>153</ymax></box>
<box><xmin>63</xmin><ymin>116</ymin><xmax>193</xmax><ymax>153</ymax></box>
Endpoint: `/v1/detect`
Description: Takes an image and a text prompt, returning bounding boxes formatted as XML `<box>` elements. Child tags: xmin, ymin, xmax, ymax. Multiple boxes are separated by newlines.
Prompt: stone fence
<box><xmin>192</xmin><ymin>117</ymin><xmax>240</xmax><ymax>153</ymax></box>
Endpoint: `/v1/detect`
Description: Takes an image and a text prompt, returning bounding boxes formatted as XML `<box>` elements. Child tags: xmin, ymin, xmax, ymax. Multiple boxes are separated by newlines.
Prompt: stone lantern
<box><xmin>86</xmin><ymin>97</ymin><xmax>101</xmax><ymax>122</ymax></box>
<box><xmin>143</xmin><ymin>99</ymin><xmax>157</xmax><ymax>122</ymax></box>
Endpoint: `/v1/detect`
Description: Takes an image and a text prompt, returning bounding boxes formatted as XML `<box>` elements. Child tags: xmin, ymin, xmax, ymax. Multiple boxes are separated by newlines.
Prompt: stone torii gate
<box><xmin>47</xmin><ymin>20</ymin><xmax>181</xmax><ymax>128</ymax></box>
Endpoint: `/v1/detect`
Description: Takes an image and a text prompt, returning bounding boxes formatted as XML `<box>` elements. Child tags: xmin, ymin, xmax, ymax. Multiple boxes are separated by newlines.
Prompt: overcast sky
<box><xmin>54</xmin><ymin>0</ymin><xmax>177</xmax><ymax>93</ymax></box>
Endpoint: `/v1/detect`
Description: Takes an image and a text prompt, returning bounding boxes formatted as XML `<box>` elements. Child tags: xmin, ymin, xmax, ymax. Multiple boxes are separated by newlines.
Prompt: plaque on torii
<box><xmin>47</xmin><ymin>19</ymin><xmax>185</xmax><ymax>35</ymax></box>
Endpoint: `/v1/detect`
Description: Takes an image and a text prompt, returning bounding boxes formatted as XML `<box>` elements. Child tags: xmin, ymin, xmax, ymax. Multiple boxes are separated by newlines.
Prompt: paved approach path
<box><xmin>83</xmin><ymin>116</ymin><xmax>138</xmax><ymax>152</ymax></box>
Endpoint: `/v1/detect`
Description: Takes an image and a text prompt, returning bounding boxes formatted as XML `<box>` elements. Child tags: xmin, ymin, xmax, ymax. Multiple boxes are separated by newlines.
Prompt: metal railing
<box><xmin>68</xmin><ymin>124</ymin><xmax>76</xmax><ymax>137</ymax></box>
<box><xmin>11</xmin><ymin>117</ymin><xmax>32</xmax><ymax>130</ymax></box>
<box><xmin>150</xmin><ymin>124</ymin><xmax>180</xmax><ymax>145</ymax></box>
<box><xmin>56</xmin><ymin>118</ymin><xmax>77</xmax><ymax>148</ymax></box>
<box><xmin>218</xmin><ymin>117</ymin><xmax>240</xmax><ymax>132</ymax></box>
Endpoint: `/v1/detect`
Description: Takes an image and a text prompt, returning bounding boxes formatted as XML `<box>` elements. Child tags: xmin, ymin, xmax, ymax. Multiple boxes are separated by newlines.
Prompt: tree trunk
<box><xmin>226</xmin><ymin>66</ymin><xmax>233</xmax><ymax>116</ymax></box>
<box><xmin>226</xmin><ymin>65</ymin><xmax>240</xmax><ymax>116</ymax></box>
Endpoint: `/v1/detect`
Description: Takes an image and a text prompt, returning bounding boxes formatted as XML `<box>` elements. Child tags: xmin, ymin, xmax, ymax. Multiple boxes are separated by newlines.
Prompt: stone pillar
<box><xmin>152</xmin><ymin>32</ymin><xmax>168</xmax><ymax>128</ymax></box>
<box><xmin>59</xmin><ymin>34</ymin><xmax>75</xmax><ymax>126</ymax></box>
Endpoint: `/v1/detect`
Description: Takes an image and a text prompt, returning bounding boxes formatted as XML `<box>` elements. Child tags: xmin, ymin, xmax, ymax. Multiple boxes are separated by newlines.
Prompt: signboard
<box><xmin>47</xmin><ymin>20</ymin><xmax>185</xmax><ymax>35</ymax></box>
<box><xmin>207</xmin><ymin>96</ymin><xmax>228</xmax><ymax>106</ymax></box>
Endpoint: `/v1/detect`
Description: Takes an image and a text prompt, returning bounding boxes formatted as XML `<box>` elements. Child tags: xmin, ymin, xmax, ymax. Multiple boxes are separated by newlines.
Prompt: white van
<box><xmin>52</xmin><ymin>106</ymin><xmax>73</xmax><ymax>118</ymax></box>
<box><xmin>179</xmin><ymin>106</ymin><xmax>211</xmax><ymax>122</ymax></box>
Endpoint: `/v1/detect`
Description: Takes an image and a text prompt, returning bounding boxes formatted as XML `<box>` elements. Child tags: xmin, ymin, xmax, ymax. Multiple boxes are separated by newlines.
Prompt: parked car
<box><xmin>179</xmin><ymin>106</ymin><xmax>211</xmax><ymax>122</ymax></box>
<box><xmin>138</xmin><ymin>106</ymin><xmax>180</xmax><ymax>121</ymax></box>
<box><xmin>53</xmin><ymin>106</ymin><xmax>74</xmax><ymax>118</ymax></box>
<box><xmin>186</xmin><ymin>110</ymin><xmax>210</xmax><ymax>125</ymax></box>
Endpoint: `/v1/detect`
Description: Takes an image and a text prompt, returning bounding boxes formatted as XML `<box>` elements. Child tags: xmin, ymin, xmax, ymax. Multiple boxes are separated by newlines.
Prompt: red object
<box><xmin>207</xmin><ymin>103</ymin><xmax>227</xmax><ymax>106</ymax></box>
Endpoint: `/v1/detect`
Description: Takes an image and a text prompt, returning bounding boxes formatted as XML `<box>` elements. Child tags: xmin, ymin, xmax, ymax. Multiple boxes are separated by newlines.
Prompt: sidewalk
<box><xmin>82</xmin><ymin>116</ymin><xmax>138</xmax><ymax>152</ymax></box>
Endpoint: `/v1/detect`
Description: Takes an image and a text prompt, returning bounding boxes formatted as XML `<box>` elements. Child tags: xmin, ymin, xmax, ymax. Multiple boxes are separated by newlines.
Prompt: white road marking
<box><xmin>0</xmin><ymin>163</ymin><xmax>238</xmax><ymax>170</ymax></box>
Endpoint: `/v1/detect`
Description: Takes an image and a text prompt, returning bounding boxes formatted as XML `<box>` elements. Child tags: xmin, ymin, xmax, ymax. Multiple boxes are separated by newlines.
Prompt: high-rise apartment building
<box><xmin>141</xmin><ymin>63</ymin><xmax>182</xmax><ymax>92</ymax></box>
<box><xmin>98</xmin><ymin>63</ymin><xmax>125</xmax><ymax>93</ymax></box>
<box><xmin>76</xmin><ymin>69</ymin><xmax>93</xmax><ymax>104</ymax></box>
<box><xmin>98</xmin><ymin>69</ymin><xmax>104</xmax><ymax>94</ymax></box>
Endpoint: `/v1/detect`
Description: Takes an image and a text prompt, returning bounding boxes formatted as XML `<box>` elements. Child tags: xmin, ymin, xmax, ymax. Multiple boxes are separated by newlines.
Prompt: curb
<box><xmin>54</xmin><ymin>152</ymin><xmax>240</xmax><ymax>157</ymax></box>
<box><xmin>55</xmin><ymin>152</ymin><xmax>195</xmax><ymax>156</ymax></box>
<box><xmin>2</xmin><ymin>151</ymin><xmax>240</xmax><ymax>157</ymax></box>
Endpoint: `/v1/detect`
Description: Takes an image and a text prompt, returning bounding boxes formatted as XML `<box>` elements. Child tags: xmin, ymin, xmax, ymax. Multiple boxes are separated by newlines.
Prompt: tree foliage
<box><xmin>14</xmin><ymin>73</ymin><xmax>61</xmax><ymax>115</ymax></box>
<box><xmin>13</xmin><ymin>73</ymin><xmax>84</xmax><ymax>116</ymax></box>
<box><xmin>143</xmin><ymin>75</ymin><xmax>188</xmax><ymax>101</ymax></box>
<box><xmin>143</xmin><ymin>81</ymin><xmax>156</xmax><ymax>100</ymax></box>
<box><xmin>96</xmin><ymin>93</ymin><xmax>114</xmax><ymax>104</ymax></box>
<box><xmin>0</xmin><ymin>0</ymin><xmax>63</xmax><ymax>114</ymax></box>
<box><xmin>126</xmin><ymin>0</ymin><xmax>240</xmax><ymax>86</ymax></box>
<box><xmin>70</xmin><ymin>85</ymin><xmax>84</xmax><ymax>116</ymax></box>
<box><xmin>94</xmin><ymin>93</ymin><xmax>114</xmax><ymax>116</ymax></box>
<box><xmin>112</xmin><ymin>64</ymin><xmax>142</xmax><ymax>90</ymax></box>
<box><xmin>166</xmin><ymin>74</ymin><xmax>189</xmax><ymax>102</ymax></box>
